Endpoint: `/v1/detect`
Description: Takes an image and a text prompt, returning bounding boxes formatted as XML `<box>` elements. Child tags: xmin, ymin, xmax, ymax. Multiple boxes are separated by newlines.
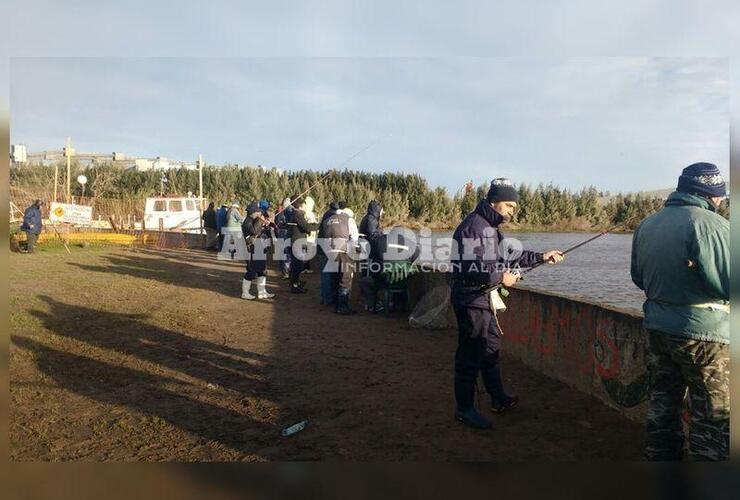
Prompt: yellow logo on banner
<box><xmin>53</xmin><ymin>206</ymin><xmax>65</xmax><ymax>218</ymax></box>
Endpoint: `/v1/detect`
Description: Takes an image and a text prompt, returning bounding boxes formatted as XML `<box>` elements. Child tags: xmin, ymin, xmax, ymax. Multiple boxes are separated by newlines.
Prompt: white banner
<box><xmin>49</xmin><ymin>202</ymin><xmax>93</xmax><ymax>226</ymax></box>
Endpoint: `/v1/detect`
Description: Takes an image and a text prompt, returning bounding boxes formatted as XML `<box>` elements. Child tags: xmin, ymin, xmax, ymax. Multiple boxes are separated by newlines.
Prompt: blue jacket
<box><xmin>451</xmin><ymin>200</ymin><xmax>543</xmax><ymax>309</ymax></box>
<box><xmin>216</xmin><ymin>207</ymin><xmax>228</xmax><ymax>232</ymax></box>
<box><xmin>21</xmin><ymin>204</ymin><xmax>43</xmax><ymax>235</ymax></box>
<box><xmin>274</xmin><ymin>206</ymin><xmax>293</xmax><ymax>238</ymax></box>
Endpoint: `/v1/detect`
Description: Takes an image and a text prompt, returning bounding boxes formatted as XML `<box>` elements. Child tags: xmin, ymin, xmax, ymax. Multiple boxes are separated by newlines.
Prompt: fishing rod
<box><xmin>479</xmin><ymin>223</ymin><xmax>627</xmax><ymax>296</ymax></box>
<box><xmin>520</xmin><ymin>228</ymin><xmax>612</xmax><ymax>276</ymax></box>
<box><xmin>272</xmin><ymin>134</ymin><xmax>392</xmax><ymax>217</ymax></box>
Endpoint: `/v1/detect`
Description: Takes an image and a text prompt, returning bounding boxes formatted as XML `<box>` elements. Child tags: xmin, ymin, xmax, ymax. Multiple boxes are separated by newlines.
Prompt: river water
<box><xmin>423</xmin><ymin>231</ymin><xmax>645</xmax><ymax>315</ymax></box>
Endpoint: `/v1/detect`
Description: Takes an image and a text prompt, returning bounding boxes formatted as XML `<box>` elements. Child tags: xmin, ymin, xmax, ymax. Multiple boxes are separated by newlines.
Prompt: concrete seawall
<box><xmin>408</xmin><ymin>272</ymin><xmax>649</xmax><ymax>422</ymax></box>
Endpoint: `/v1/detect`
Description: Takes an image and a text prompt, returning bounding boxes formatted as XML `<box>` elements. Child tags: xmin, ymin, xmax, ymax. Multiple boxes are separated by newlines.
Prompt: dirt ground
<box><xmin>9</xmin><ymin>245</ymin><xmax>644</xmax><ymax>461</ymax></box>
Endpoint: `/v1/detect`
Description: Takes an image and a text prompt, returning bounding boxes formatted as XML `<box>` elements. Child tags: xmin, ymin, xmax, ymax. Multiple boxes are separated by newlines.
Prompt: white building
<box><xmin>134</xmin><ymin>158</ymin><xmax>154</xmax><ymax>171</ymax></box>
<box><xmin>11</xmin><ymin>144</ymin><xmax>27</xmax><ymax>163</ymax></box>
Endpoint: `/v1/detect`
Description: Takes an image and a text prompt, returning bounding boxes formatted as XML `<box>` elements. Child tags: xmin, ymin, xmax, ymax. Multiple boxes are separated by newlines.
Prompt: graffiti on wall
<box><xmin>500</xmin><ymin>289</ymin><xmax>649</xmax><ymax>409</ymax></box>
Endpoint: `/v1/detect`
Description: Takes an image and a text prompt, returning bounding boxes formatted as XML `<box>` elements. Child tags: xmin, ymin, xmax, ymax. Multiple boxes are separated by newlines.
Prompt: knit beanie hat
<box><xmin>677</xmin><ymin>162</ymin><xmax>726</xmax><ymax>198</ymax></box>
<box><xmin>486</xmin><ymin>178</ymin><xmax>519</xmax><ymax>203</ymax></box>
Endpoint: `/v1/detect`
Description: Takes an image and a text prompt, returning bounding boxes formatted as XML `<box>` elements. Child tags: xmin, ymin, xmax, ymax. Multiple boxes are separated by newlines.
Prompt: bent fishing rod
<box><xmin>272</xmin><ymin>134</ymin><xmax>392</xmax><ymax>218</ymax></box>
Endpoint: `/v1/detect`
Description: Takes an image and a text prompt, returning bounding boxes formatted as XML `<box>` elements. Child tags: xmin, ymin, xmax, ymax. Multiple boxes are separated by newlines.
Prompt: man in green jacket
<box><xmin>631</xmin><ymin>162</ymin><xmax>729</xmax><ymax>461</ymax></box>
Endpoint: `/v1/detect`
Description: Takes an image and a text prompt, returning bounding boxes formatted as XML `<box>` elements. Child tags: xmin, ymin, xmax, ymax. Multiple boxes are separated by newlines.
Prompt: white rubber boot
<box><xmin>241</xmin><ymin>279</ymin><xmax>256</xmax><ymax>300</ymax></box>
<box><xmin>256</xmin><ymin>276</ymin><xmax>275</xmax><ymax>299</ymax></box>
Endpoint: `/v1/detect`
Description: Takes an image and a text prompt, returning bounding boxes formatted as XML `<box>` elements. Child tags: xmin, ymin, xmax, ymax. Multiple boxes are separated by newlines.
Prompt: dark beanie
<box><xmin>337</xmin><ymin>200</ymin><xmax>348</xmax><ymax>210</ymax></box>
<box><xmin>329</xmin><ymin>201</ymin><xmax>339</xmax><ymax>211</ymax></box>
<box><xmin>486</xmin><ymin>178</ymin><xmax>519</xmax><ymax>203</ymax></box>
<box><xmin>677</xmin><ymin>162</ymin><xmax>726</xmax><ymax>198</ymax></box>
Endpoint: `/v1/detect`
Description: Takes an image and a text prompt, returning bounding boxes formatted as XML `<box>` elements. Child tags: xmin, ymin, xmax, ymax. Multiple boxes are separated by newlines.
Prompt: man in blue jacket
<box><xmin>21</xmin><ymin>199</ymin><xmax>44</xmax><ymax>253</ymax></box>
<box><xmin>631</xmin><ymin>162</ymin><xmax>729</xmax><ymax>461</ymax></box>
<box><xmin>215</xmin><ymin>204</ymin><xmax>228</xmax><ymax>251</ymax></box>
<box><xmin>451</xmin><ymin>179</ymin><xmax>563</xmax><ymax>429</ymax></box>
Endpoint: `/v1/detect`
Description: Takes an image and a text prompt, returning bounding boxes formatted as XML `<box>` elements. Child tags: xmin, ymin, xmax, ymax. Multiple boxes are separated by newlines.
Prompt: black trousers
<box><xmin>453</xmin><ymin>304</ymin><xmax>506</xmax><ymax>410</ymax></box>
<box><xmin>290</xmin><ymin>253</ymin><xmax>305</xmax><ymax>286</ymax></box>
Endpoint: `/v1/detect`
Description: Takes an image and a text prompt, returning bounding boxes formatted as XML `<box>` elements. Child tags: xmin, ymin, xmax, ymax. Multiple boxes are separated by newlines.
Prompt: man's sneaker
<box><xmin>491</xmin><ymin>395</ymin><xmax>520</xmax><ymax>414</ymax></box>
<box><xmin>455</xmin><ymin>407</ymin><xmax>492</xmax><ymax>429</ymax></box>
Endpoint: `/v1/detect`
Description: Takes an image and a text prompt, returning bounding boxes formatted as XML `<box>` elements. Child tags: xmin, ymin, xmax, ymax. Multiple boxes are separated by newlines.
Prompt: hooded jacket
<box><xmin>303</xmin><ymin>196</ymin><xmax>319</xmax><ymax>244</ymax></box>
<box><xmin>359</xmin><ymin>200</ymin><xmax>383</xmax><ymax>260</ymax></box>
<box><xmin>451</xmin><ymin>200</ymin><xmax>543</xmax><ymax>309</ymax></box>
<box><xmin>21</xmin><ymin>203</ymin><xmax>43</xmax><ymax>235</ymax></box>
<box><xmin>631</xmin><ymin>191</ymin><xmax>729</xmax><ymax>343</ymax></box>
<box><xmin>226</xmin><ymin>206</ymin><xmax>243</xmax><ymax>228</ymax></box>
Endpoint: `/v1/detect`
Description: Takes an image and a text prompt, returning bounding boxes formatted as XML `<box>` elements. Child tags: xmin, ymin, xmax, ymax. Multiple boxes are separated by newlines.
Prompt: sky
<box><xmin>3</xmin><ymin>1</ymin><xmax>735</xmax><ymax>196</ymax></box>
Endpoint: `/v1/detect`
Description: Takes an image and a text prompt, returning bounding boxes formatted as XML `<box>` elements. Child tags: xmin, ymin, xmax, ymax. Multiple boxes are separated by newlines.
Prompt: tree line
<box><xmin>10</xmin><ymin>163</ymin><xmax>729</xmax><ymax>230</ymax></box>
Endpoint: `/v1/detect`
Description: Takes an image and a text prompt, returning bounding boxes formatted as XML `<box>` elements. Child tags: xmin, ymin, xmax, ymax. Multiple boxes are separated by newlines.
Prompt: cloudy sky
<box><xmin>11</xmin><ymin>57</ymin><xmax>727</xmax><ymax>194</ymax></box>
<box><xmin>5</xmin><ymin>2</ymin><xmax>733</xmax><ymax>195</ymax></box>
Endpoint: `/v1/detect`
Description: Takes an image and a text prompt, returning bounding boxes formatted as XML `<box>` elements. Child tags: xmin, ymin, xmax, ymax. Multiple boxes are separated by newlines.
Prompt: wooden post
<box><xmin>53</xmin><ymin>163</ymin><xmax>59</xmax><ymax>203</ymax></box>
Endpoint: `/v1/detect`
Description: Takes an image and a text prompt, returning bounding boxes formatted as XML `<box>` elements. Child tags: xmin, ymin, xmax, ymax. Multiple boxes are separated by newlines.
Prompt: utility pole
<box><xmin>198</xmin><ymin>154</ymin><xmax>204</xmax><ymax>235</ymax></box>
<box><xmin>64</xmin><ymin>136</ymin><xmax>74</xmax><ymax>203</ymax></box>
<box><xmin>53</xmin><ymin>162</ymin><xmax>59</xmax><ymax>203</ymax></box>
<box><xmin>198</xmin><ymin>154</ymin><xmax>204</xmax><ymax>209</ymax></box>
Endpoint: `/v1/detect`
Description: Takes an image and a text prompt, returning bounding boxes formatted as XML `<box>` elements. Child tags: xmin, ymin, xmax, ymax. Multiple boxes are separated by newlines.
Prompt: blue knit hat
<box><xmin>677</xmin><ymin>162</ymin><xmax>726</xmax><ymax>198</ymax></box>
<box><xmin>486</xmin><ymin>178</ymin><xmax>519</xmax><ymax>203</ymax></box>
<box><xmin>258</xmin><ymin>199</ymin><xmax>270</xmax><ymax>211</ymax></box>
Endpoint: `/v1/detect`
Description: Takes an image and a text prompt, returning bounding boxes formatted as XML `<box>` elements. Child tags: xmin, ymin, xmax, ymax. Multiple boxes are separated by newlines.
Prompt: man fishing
<box><xmin>274</xmin><ymin>197</ymin><xmax>294</xmax><ymax>279</ymax></box>
<box><xmin>240</xmin><ymin>200</ymin><xmax>275</xmax><ymax>300</ymax></box>
<box><xmin>288</xmin><ymin>196</ymin><xmax>320</xmax><ymax>293</ymax></box>
<box><xmin>323</xmin><ymin>205</ymin><xmax>360</xmax><ymax>314</ymax></box>
<box><xmin>631</xmin><ymin>162</ymin><xmax>729</xmax><ymax>461</ymax></box>
<box><xmin>451</xmin><ymin>178</ymin><xmax>564</xmax><ymax>429</ymax></box>
<box><xmin>318</xmin><ymin>201</ymin><xmax>340</xmax><ymax>307</ymax></box>
<box><xmin>359</xmin><ymin>200</ymin><xmax>385</xmax><ymax>312</ymax></box>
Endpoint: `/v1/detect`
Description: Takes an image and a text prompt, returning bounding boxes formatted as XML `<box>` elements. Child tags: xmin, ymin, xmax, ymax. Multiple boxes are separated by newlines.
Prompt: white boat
<box><xmin>144</xmin><ymin>196</ymin><xmax>205</xmax><ymax>233</ymax></box>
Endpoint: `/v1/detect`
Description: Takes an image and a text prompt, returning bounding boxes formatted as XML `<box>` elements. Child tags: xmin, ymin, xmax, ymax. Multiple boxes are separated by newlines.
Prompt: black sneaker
<box><xmin>455</xmin><ymin>407</ymin><xmax>492</xmax><ymax>429</ymax></box>
<box><xmin>491</xmin><ymin>395</ymin><xmax>520</xmax><ymax>414</ymax></box>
